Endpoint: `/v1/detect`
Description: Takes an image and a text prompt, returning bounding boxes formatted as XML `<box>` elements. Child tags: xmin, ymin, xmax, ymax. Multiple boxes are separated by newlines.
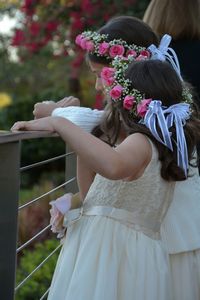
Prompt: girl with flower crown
<box><xmin>27</xmin><ymin>15</ymin><xmax>200</xmax><ymax>300</ymax></box>
<box><xmin>12</xmin><ymin>40</ymin><xmax>200</xmax><ymax>299</ymax></box>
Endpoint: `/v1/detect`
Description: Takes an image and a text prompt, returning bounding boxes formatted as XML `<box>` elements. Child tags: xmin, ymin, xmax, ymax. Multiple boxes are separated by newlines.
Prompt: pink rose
<box><xmin>123</xmin><ymin>95</ymin><xmax>136</xmax><ymax>110</ymax></box>
<box><xmin>49</xmin><ymin>193</ymin><xmax>72</xmax><ymax>237</ymax></box>
<box><xmin>126</xmin><ymin>49</ymin><xmax>137</xmax><ymax>57</ymax></box>
<box><xmin>109</xmin><ymin>45</ymin><xmax>125</xmax><ymax>58</ymax></box>
<box><xmin>103</xmin><ymin>77</ymin><xmax>115</xmax><ymax>86</ymax></box>
<box><xmin>49</xmin><ymin>206</ymin><xmax>63</xmax><ymax>234</ymax></box>
<box><xmin>140</xmin><ymin>50</ymin><xmax>151</xmax><ymax>58</ymax></box>
<box><xmin>137</xmin><ymin>98</ymin><xmax>152</xmax><ymax>117</ymax></box>
<box><xmin>135</xmin><ymin>54</ymin><xmax>148</xmax><ymax>61</ymax></box>
<box><xmin>110</xmin><ymin>85</ymin><xmax>123</xmax><ymax>99</ymax></box>
<box><xmin>75</xmin><ymin>34</ymin><xmax>83</xmax><ymax>46</ymax></box>
<box><xmin>99</xmin><ymin>42</ymin><xmax>110</xmax><ymax>55</ymax></box>
<box><xmin>80</xmin><ymin>38</ymin><xmax>88</xmax><ymax>49</ymax></box>
<box><xmin>101</xmin><ymin>67</ymin><xmax>116</xmax><ymax>80</ymax></box>
<box><xmin>85</xmin><ymin>40</ymin><xmax>94</xmax><ymax>51</ymax></box>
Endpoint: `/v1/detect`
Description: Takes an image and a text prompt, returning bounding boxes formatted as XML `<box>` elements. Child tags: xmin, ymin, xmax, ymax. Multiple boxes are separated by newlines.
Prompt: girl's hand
<box><xmin>33</xmin><ymin>96</ymin><xmax>80</xmax><ymax>119</ymax></box>
<box><xmin>11</xmin><ymin>116</ymin><xmax>55</xmax><ymax>132</ymax></box>
<box><xmin>33</xmin><ymin>102</ymin><xmax>58</xmax><ymax>119</ymax></box>
<box><xmin>57</xmin><ymin>96</ymin><xmax>80</xmax><ymax>107</ymax></box>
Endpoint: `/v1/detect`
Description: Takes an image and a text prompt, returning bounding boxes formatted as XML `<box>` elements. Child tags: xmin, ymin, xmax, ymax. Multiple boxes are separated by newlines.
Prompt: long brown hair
<box><xmin>88</xmin><ymin>15</ymin><xmax>159</xmax><ymax>64</ymax></box>
<box><xmin>143</xmin><ymin>0</ymin><xmax>200</xmax><ymax>40</ymax></box>
<box><xmin>107</xmin><ymin>60</ymin><xmax>200</xmax><ymax>181</ymax></box>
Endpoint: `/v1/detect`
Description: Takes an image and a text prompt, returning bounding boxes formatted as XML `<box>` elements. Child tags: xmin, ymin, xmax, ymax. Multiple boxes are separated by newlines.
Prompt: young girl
<box><xmin>32</xmin><ymin>16</ymin><xmax>200</xmax><ymax>299</ymax></box>
<box><xmin>33</xmin><ymin>15</ymin><xmax>159</xmax><ymax>119</ymax></box>
<box><xmin>45</xmin><ymin>17</ymin><xmax>200</xmax><ymax>300</ymax></box>
<box><xmin>12</xmin><ymin>56</ymin><xmax>200</xmax><ymax>299</ymax></box>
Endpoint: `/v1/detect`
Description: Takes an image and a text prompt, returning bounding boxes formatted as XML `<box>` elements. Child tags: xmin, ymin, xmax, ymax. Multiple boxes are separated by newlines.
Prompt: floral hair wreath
<box><xmin>75</xmin><ymin>31</ymin><xmax>151</xmax><ymax>60</ymax></box>
<box><xmin>75</xmin><ymin>31</ymin><xmax>192</xmax><ymax>106</ymax></box>
<box><xmin>101</xmin><ymin>55</ymin><xmax>192</xmax><ymax>118</ymax></box>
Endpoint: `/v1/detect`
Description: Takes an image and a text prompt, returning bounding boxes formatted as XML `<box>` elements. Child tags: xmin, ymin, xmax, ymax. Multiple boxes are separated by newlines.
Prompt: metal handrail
<box><xmin>15</xmin><ymin>244</ymin><xmax>62</xmax><ymax>291</ymax></box>
<box><xmin>18</xmin><ymin>177</ymin><xmax>76</xmax><ymax>210</ymax></box>
<box><xmin>0</xmin><ymin>131</ymin><xmax>78</xmax><ymax>299</ymax></box>
<box><xmin>20</xmin><ymin>152</ymin><xmax>73</xmax><ymax>172</ymax></box>
<box><xmin>40</xmin><ymin>287</ymin><xmax>50</xmax><ymax>300</ymax></box>
<box><xmin>17</xmin><ymin>224</ymin><xmax>52</xmax><ymax>253</ymax></box>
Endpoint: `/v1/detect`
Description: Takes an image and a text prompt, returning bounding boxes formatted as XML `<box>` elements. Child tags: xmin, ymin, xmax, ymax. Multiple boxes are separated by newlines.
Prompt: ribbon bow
<box><xmin>144</xmin><ymin>100</ymin><xmax>190</xmax><ymax>176</ymax></box>
<box><xmin>148</xmin><ymin>34</ymin><xmax>183</xmax><ymax>81</ymax></box>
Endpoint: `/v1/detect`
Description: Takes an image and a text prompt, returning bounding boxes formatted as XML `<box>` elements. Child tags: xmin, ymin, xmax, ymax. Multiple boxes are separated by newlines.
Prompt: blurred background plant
<box><xmin>16</xmin><ymin>238</ymin><xmax>60</xmax><ymax>300</ymax></box>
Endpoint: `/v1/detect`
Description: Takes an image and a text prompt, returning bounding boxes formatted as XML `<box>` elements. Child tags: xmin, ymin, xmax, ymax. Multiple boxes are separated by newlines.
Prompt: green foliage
<box><xmin>16</xmin><ymin>239</ymin><xmax>60</xmax><ymax>300</ymax></box>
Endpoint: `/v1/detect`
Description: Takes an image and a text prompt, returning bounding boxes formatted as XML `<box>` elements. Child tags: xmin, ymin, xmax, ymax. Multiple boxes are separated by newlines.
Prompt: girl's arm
<box><xmin>77</xmin><ymin>156</ymin><xmax>96</xmax><ymax>200</ymax></box>
<box><xmin>11</xmin><ymin>116</ymin><xmax>152</xmax><ymax>180</ymax></box>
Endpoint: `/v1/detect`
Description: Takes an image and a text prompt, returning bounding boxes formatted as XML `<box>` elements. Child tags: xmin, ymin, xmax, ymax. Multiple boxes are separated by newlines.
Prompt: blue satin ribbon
<box><xmin>144</xmin><ymin>100</ymin><xmax>190</xmax><ymax>176</ymax></box>
<box><xmin>148</xmin><ymin>34</ymin><xmax>183</xmax><ymax>81</ymax></box>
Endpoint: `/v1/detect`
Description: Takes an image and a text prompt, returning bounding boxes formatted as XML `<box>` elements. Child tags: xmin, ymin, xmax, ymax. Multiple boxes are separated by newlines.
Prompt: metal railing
<box><xmin>0</xmin><ymin>131</ymin><xmax>78</xmax><ymax>300</ymax></box>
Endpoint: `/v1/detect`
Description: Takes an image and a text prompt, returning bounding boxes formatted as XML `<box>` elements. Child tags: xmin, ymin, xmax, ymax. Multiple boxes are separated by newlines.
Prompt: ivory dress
<box><xmin>48</xmin><ymin>142</ymin><xmax>174</xmax><ymax>300</ymax></box>
<box><xmin>53</xmin><ymin>106</ymin><xmax>200</xmax><ymax>300</ymax></box>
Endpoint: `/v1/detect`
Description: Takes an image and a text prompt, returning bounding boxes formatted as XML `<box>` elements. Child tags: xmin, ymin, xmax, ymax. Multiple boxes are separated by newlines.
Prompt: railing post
<box><xmin>0</xmin><ymin>141</ymin><xmax>20</xmax><ymax>300</ymax></box>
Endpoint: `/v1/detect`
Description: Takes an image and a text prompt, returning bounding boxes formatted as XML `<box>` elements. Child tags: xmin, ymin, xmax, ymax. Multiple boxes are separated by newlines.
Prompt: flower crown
<box><xmin>101</xmin><ymin>55</ymin><xmax>192</xmax><ymax>118</ymax></box>
<box><xmin>75</xmin><ymin>31</ymin><xmax>151</xmax><ymax>61</ymax></box>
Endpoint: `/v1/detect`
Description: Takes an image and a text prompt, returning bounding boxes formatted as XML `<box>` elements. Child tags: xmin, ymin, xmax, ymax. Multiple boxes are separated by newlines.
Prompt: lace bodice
<box><xmin>84</xmin><ymin>142</ymin><xmax>175</xmax><ymax>238</ymax></box>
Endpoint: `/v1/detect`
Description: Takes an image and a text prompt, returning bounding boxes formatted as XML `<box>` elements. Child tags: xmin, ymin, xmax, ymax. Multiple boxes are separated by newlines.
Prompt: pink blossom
<box><xmin>140</xmin><ymin>50</ymin><xmax>151</xmax><ymax>58</ymax></box>
<box><xmin>110</xmin><ymin>85</ymin><xmax>123</xmax><ymax>99</ymax></box>
<box><xmin>137</xmin><ymin>98</ymin><xmax>152</xmax><ymax>117</ymax></box>
<box><xmin>126</xmin><ymin>49</ymin><xmax>137</xmax><ymax>57</ymax></box>
<box><xmin>109</xmin><ymin>45</ymin><xmax>125</xmax><ymax>58</ymax></box>
<box><xmin>123</xmin><ymin>95</ymin><xmax>136</xmax><ymax>110</ymax></box>
<box><xmin>99</xmin><ymin>42</ymin><xmax>110</xmax><ymax>55</ymax></box>
<box><xmin>80</xmin><ymin>38</ymin><xmax>88</xmax><ymax>49</ymax></box>
<box><xmin>11</xmin><ymin>29</ymin><xmax>25</xmax><ymax>46</ymax></box>
<box><xmin>85</xmin><ymin>40</ymin><xmax>94</xmax><ymax>51</ymax></box>
<box><xmin>49</xmin><ymin>205</ymin><xmax>63</xmax><ymax>233</ymax></box>
<box><xmin>49</xmin><ymin>193</ymin><xmax>72</xmax><ymax>236</ymax></box>
<box><xmin>103</xmin><ymin>77</ymin><xmax>115</xmax><ymax>86</ymax></box>
<box><xmin>29</xmin><ymin>22</ymin><xmax>40</xmax><ymax>36</ymax></box>
<box><xmin>45</xmin><ymin>21</ymin><xmax>59</xmax><ymax>32</ymax></box>
<box><xmin>75</xmin><ymin>34</ymin><xmax>83</xmax><ymax>46</ymax></box>
<box><xmin>135</xmin><ymin>54</ymin><xmax>148</xmax><ymax>61</ymax></box>
<box><xmin>101</xmin><ymin>67</ymin><xmax>115</xmax><ymax>80</ymax></box>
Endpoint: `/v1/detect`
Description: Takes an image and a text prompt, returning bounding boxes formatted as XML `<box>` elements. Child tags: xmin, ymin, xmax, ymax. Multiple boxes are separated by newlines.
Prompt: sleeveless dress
<box><xmin>161</xmin><ymin>165</ymin><xmax>200</xmax><ymax>300</ymax></box>
<box><xmin>52</xmin><ymin>107</ymin><xmax>200</xmax><ymax>300</ymax></box>
<box><xmin>48</xmin><ymin>142</ymin><xmax>175</xmax><ymax>300</ymax></box>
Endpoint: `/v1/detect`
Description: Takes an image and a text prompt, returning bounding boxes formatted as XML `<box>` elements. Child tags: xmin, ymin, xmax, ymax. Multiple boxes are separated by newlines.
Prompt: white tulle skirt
<box><xmin>48</xmin><ymin>215</ymin><xmax>172</xmax><ymax>300</ymax></box>
<box><xmin>169</xmin><ymin>250</ymin><xmax>200</xmax><ymax>300</ymax></box>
